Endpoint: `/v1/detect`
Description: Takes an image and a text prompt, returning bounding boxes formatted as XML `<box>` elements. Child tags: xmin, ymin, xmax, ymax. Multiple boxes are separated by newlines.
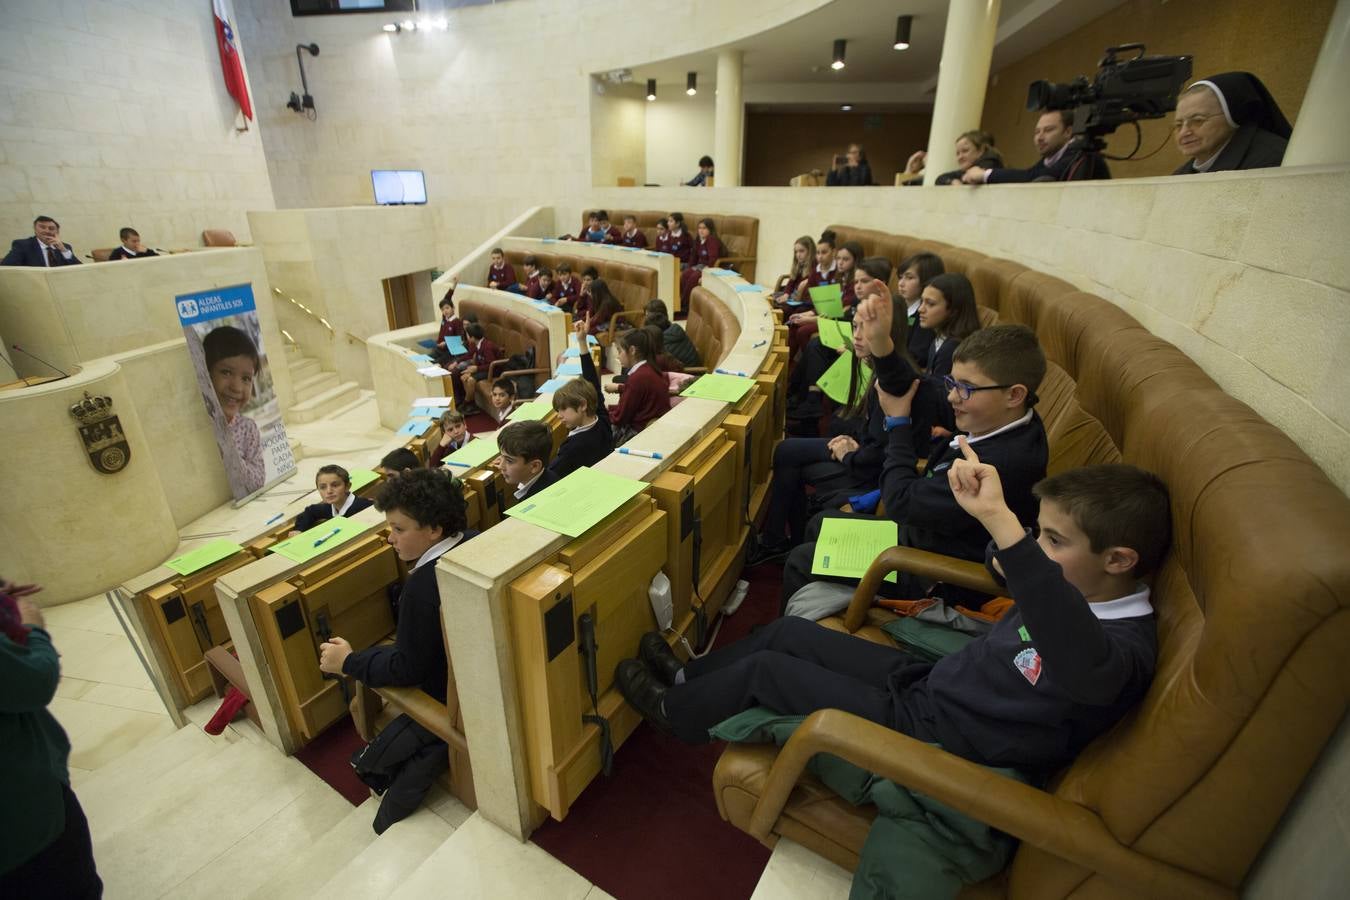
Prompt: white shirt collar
<box><xmin>907</xmin><ymin>299</ymin><xmax>921</xmax><ymax>318</ymax></box>
<box><xmin>513</xmin><ymin>470</ymin><xmax>544</xmax><ymax>499</ymax></box>
<box><xmin>949</xmin><ymin>409</ymin><xmax>1034</xmax><ymax>448</ymax></box>
<box><xmin>332</xmin><ymin>493</ymin><xmax>356</xmax><ymax>517</ymax></box>
<box><xmin>415</xmin><ymin>533</ymin><xmax>463</xmax><ymax>571</ymax></box>
<box><xmin>817</xmin><ymin>263</ymin><xmax>835</xmax><ymax>277</ymax></box>
<box><xmin>568</xmin><ymin>417</ymin><xmax>598</xmax><ymax>436</ymax></box>
<box><xmin>628</xmin><ymin>360</ymin><xmax>647</xmax><ymax>375</ymax></box>
<box><xmin>121</xmin><ymin>244</ymin><xmax>141</xmax><ymax>255</ymax></box>
<box><xmin>1088</xmin><ymin>584</ymin><xmax>1153</xmax><ymax>620</ymax></box>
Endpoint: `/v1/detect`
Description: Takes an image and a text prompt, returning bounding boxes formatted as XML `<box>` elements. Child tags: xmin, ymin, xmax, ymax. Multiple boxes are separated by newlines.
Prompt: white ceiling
<box><xmin>607</xmin><ymin>0</ymin><xmax>1127</xmax><ymax>109</ymax></box>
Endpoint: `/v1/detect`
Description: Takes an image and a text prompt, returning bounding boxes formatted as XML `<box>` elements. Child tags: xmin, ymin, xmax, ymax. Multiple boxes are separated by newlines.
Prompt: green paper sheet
<box><xmin>508</xmin><ymin>399</ymin><xmax>553</xmax><ymax>422</ymax></box>
<box><xmin>505</xmin><ymin>467</ymin><xmax>647</xmax><ymax>537</ymax></box>
<box><xmin>349</xmin><ymin>468</ymin><xmax>380</xmax><ymax>492</ymax></box>
<box><xmin>441</xmin><ymin>433</ymin><xmax>499</xmax><ymax>469</ymax></box>
<box><xmin>268</xmin><ymin>515</ymin><xmax>369</xmax><ymax>564</ymax></box>
<box><xmin>680</xmin><ymin>373</ymin><xmax>756</xmax><ymax>403</ymax></box>
<box><xmin>811</xmin><ymin>518</ymin><xmax>899</xmax><ymax>583</ymax></box>
<box><xmin>809</xmin><ymin>283</ymin><xmax>845</xmax><ymax>318</ymax></box>
<box><xmin>816</xmin><ymin>353</ymin><xmax>872</xmax><ymax>406</ymax></box>
<box><xmin>165</xmin><ymin>539</ymin><xmax>244</xmax><ymax>576</ymax></box>
<box><xmin>817</xmin><ymin>318</ymin><xmax>853</xmax><ymax>350</ymax></box>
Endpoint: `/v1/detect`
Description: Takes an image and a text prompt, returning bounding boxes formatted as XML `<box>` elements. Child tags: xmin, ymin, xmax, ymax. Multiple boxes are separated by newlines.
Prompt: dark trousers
<box><xmin>762</xmin><ymin>438</ymin><xmax>848</xmax><ymax>545</ymax></box>
<box><xmin>781</xmin><ymin>510</ymin><xmax>928</xmax><ymax>612</ymax></box>
<box><xmin>0</xmin><ymin>783</ymin><xmax>102</xmax><ymax>899</ymax></box>
<box><xmin>663</xmin><ymin>617</ymin><xmax>922</xmax><ymax>744</ymax></box>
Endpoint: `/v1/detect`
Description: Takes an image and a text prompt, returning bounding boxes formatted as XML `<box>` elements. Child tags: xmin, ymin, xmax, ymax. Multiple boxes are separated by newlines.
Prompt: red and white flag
<box><xmin>212</xmin><ymin>0</ymin><xmax>253</xmax><ymax>121</ymax></box>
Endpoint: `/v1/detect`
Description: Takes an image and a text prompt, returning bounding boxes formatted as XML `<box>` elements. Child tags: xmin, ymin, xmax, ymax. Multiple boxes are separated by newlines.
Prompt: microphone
<box><xmin>10</xmin><ymin>344</ymin><xmax>71</xmax><ymax>379</ymax></box>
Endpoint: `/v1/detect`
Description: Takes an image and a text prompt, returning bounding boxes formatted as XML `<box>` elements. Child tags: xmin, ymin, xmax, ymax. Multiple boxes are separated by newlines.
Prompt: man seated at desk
<box><xmin>2</xmin><ymin>216</ymin><xmax>80</xmax><ymax>267</ymax></box>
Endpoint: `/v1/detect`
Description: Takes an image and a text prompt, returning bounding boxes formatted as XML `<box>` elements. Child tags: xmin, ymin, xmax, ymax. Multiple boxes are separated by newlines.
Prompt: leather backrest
<box><xmin>583</xmin><ymin>210</ymin><xmax>759</xmax><ymax>263</ymax></box>
<box><xmin>457</xmin><ymin>296</ymin><xmax>550</xmax><ymax>386</ymax></box>
<box><xmin>202</xmin><ymin>229</ymin><xmax>236</xmax><ymax>247</ymax></box>
<box><xmin>503</xmin><ymin>250</ymin><xmax>657</xmax><ymax>314</ymax></box>
<box><xmin>685</xmin><ymin>286</ymin><xmax>742</xmax><ymax>368</ymax></box>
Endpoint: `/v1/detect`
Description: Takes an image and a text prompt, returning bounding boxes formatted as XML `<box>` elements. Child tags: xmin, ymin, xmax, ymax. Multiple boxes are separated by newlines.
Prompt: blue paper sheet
<box><xmin>555</xmin><ymin>362</ymin><xmax>582</xmax><ymax>376</ymax></box>
<box><xmin>587</xmin><ymin>334</ymin><xmax>599</xmax><ymax>346</ymax></box>
<box><xmin>397</xmin><ymin>418</ymin><xmax>433</xmax><ymax>436</ymax></box>
<box><xmin>418</xmin><ymin>339</ymin><xmax>438</xmax><ymax>350</ymax></box>
<box><xmin>536</xmin><ymin>377</ymin><xmax>570</xmax><ymax>393</ymax></box>
<box><xmin>409</xmin><ymin>406</ymin><xmax>444</xmax><ymax>418</ymax></box>
<box><xmin>563</xmin><ymin>347</ymin><xmax>582</xmax><ymax>358</ymax></box>
<box><xmin>444</xmin><ymin>335</ymin><xmax>467</xmax><ymax>356</ymax></box>
<box><xmin>735</xmin><ymin>284</ymin><xmax>767</xmax><ymax>293</ymax></box>
<box><xmin>409</xmin><ymin>353</ymin><xmax>434</xmax><ymax>363</ymax></box>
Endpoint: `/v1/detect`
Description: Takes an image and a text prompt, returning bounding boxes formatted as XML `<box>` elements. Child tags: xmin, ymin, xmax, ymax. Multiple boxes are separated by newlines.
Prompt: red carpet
<box><xmin>530</xmin><ymin>560</ymin><xmax>786</xmax><ymax>900</ymax></box>
<box><xmin>293</xmin><ymin>715</ymin><xmax>371</xmax><ymax>806</ymax></box>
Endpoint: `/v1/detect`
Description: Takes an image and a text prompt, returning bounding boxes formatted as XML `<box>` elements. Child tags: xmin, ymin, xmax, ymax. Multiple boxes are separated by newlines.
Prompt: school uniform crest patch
<box><xmin>1014</xmin><ymin>647</ymin><xmax>1043</xmax><ymax>685</ymax></box>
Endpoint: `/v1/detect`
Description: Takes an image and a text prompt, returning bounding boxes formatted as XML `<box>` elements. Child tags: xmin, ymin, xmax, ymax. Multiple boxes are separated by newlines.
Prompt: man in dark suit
<box><xmin>963</xmin><ymin>111</ymin><xmax>1110</xmax><ymax>184</ymax></box>
<box><xmin>2</xmin><ymin>216</ymin><xmax>81</xmax><ymax>267</ymax></box>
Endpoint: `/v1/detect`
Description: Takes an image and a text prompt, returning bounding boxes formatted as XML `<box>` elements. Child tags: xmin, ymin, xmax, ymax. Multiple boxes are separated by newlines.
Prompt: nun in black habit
<box><xmin>1172</xmin><ymin>72</ymin><xmax>1292</xmax><ymax>175</ymax></box>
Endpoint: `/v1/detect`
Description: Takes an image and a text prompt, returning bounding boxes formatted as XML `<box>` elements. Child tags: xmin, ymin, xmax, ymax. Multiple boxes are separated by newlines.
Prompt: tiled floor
<box><xmin>40</xmin><ymin>393</ymin><xmax>850</xmax><ymax>899</ymax></box>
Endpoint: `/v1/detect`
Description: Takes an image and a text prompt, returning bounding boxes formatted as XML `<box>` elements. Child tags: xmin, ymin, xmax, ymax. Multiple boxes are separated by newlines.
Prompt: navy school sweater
<box><xmin>892</xmin><ymin>535</ymin><xmax>1157</xmax><ymax>772</ymax></box>
<box><xmin>295</xmin><ymin>494</ymin><xmax>374</xmax><ymax>533</ymax></box>
<box><xmin>549</xmin><ymin>340</ymin><xmax>614</xmax><ymax>477</ymax></box>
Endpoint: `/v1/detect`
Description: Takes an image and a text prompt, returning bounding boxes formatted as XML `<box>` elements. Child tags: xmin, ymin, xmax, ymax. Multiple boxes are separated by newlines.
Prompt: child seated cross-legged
<box><xmin>426</xmin><ymin>409</ymin><xmax>471</xmax><ymax>468</ymax></box>
<box><xmin>779</xmin><ymin>296</ymin><xmax>1049</xmax><ymax>617</ymax></box>
<box><xmin>291</xmin><ymin>464</ymin><xmax>374</xmax><ymax>535</ymax></box>
<box><xmin>495</xmin><ymin>419</ymin><xmax>560</xmax><ymax>502</ymax></box>
<box><xmin>617</xmin><ymin>458</ymin><xmax>1170</xmax><ymax>825</ymax></box>
<box><xmin>548</xmin><ymin>324</ymin><xmax>614</xmax><ymax>477</ymax></box>
<box><xmin>318</xmin><ymin>468</ymin><xmax>477</xmax><ymax>834</ymax></box>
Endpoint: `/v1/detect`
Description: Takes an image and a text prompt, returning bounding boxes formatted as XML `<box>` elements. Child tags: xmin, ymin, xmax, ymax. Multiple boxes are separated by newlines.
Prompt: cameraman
<box><xmin>826</xmin><ymin>144</ymin><xmax>874</xmax><ymax>186</ymax></box>
<box><xmin>961</xmin><ymin>111</ymin><xmax>1109</xmax><ymax>184</ymax></box>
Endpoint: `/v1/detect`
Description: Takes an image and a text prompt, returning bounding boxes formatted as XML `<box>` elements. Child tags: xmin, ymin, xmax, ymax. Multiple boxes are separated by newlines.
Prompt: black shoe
<box><xmin>615</xmin><ymin>659</ymin><xmax>672</xmax><ymax>734</ymax></box>
<box><xmin>745</xmin><ymin>536</ymin><xmax>791</xmax><ymax>566</ymax></box>
<box><xmin>639</xmin><ymin>631</ymin><xmax>683</xmax><ymax>686</ymax></box>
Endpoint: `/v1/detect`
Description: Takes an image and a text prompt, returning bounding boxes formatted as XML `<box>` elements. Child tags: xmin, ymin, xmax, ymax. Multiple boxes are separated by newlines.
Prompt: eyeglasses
<box><xmin>942</xmin><ymin>375</ymin><xmax>1015</xmax><ymax>401</ymax></box>
<box><xmin>1173</xmin><ymin>113</ymin><xmax>1222</xmax><ymax>132</ymax></box>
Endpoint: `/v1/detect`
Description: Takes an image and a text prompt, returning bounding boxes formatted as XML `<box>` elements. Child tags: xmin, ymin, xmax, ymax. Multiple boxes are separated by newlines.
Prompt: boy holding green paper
<box><xmin>779</xmin><ymin>295</ymin><xmax>1048</xmax><ymax>615</ymax></box>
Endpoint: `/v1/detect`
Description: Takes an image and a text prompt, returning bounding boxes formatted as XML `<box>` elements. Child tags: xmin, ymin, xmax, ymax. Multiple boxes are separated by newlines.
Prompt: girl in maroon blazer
<box><xmin>679</xmin><ymin>217</ymin><xmax>727</xmax><ymax>304</ymax></box>
<box><xmin>665</xmin><ymin>212</ymin><xmax>693</xmax><ymax>267</ymax></box>
<box><xmin>619</xmin><ymin>214</ymin><xmax>648</xmax><ymax>248</ymax></box>
<box><xmin>608</xmin><ymin>327</ymin><xmax>670</xmax><ymax>437</ymax></box>
<box><xmin>587</xmin><ymin>279</ymin><xmax>625</xmax><ymax>337</ymax></box>
<box><xmin>787</xmin><ymin>240</ymin><xmax>863</xmax><ymax>358</ymax></box>
<box><xmin>653</xmin><ymin>220</ymin><xmax>672</xmax><ymax>255</ymax></box>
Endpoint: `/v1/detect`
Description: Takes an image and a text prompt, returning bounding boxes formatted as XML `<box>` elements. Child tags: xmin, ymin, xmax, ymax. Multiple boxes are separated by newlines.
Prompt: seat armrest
<box><xmin>844</xmin><ymin>546</ymin><xmax>1001</xmax><ymax>632</ymax></box>
<box><xmin>497</xmin><ymin>367</ymin><xmax>549</xmax><ymax>379</ymax></box>
<box><xmin>370</xmin><ymin>684</ymin><xmax>465</xmax><ymax>752</ymax></box>
<box><xmin>772</xmin><ymin>274</ymin><xmax>790</xmax><ymax>292</ymax></box>
<box><xmin>750</xmin><ymin>709</ymin><xmax>1235</xmax><ymax>900</ymax></box>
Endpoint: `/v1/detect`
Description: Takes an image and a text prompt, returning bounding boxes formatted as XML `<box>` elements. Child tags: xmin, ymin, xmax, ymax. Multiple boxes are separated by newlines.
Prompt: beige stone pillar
<box><xmin>714</xmin><ymin>50</ymin><xmax>744</xmax><ymax>187</ymax></box>
<box><xmin>923</xmin><ymin>0</ymin><xmax>1002</xmax><ymax>184</ymax></box>
<box><xmin>1284</xmin><ymin>0</ymin><xmax>1350</xmax><ymax>167</ymax></box>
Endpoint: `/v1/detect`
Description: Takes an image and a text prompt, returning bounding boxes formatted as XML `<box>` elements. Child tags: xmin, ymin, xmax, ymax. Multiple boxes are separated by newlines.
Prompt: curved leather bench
<box><xmin>714</xmin><ymin>233</ymin><xmax>1350</xmax><ymax>900</ymax></box>
<box><xmin>582</xmin><ymin>209</ymin><xmax>760</xmax><ymax>282</ymax></box>
<box><xmin>457</xmin><ymin>294</ymin><xmax>552</xmax><ymax>404</ymax></box>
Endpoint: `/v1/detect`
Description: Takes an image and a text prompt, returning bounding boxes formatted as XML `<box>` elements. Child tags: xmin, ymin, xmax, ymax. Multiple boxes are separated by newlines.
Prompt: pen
<box><xmin>265</xmin><ymin>513</ymin><xmax>284</xmax><ymax>525</ymax></box>
<box><xmin>444</xmin><ymin>460</ymin><xmax>471</xmax><ymax>467</ymax></box>
<box><xmin>752</xmin><ymin>340</ymin><xmax>767</xmax><ymax>348</ymax></box>
<box><xmin>312</xmin><ymin>527</ymin><xmax>341</xmax><ymax>547</ymax></box>
<box><xmin>715</xmin><ymin>368</ymin><xmax>750</xmax><ymax>377</ymax></box>
<box><xmin>619</xmin><ymin>448</ymin><xmax>664</xmax><ymax>460</ymax></box>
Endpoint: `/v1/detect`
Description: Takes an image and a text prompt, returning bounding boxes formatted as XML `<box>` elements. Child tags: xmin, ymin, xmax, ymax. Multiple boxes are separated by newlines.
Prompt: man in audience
<box><xmin>1172</xmin><ymin>72</ymin><xmax>1290</xmax><ymax>174</ymax></box>
<box><xmin>3</xmin><ymin>216</ymin><xmax>81</xmax><ymax>267</ymax></box>
<box><xmin>108</xmin><ymin>227</ymin><xmax>158</xmax><ymax>261</ymax></box>
<box><xmin>962</xmin><ymin>111</ymin><xmax>1109</xmax><ymax>183</ymax></box>
<box><xmin>686</xmin><ymin>156</ymin><xmax>715</xmax><ymax>186</ymax></box>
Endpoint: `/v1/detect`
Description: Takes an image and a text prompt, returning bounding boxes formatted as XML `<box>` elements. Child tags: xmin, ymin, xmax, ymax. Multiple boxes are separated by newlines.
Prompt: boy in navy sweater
<box><xmin>781</xmin><ymin>308</ymin><xmax>1049</xmax><ymax>611</ymax></box>
<box><xmin>496</xmin><ymin>420</ymin><xmax>560</xmax><ymax>501</ymax></box>
<box><xmin>618</xmin><ymin>458</ymin><xmax>1169</xmax><ymax>775</ymax></box>
<box><xmin>548</xmin><ymin>325</ymin><xmax>614</xmax><ymax>477</ymax></box>
<box><xmin>292</xmin><ymin>464</ymin><xmax>375</xmax><ymax>533</ymax></box>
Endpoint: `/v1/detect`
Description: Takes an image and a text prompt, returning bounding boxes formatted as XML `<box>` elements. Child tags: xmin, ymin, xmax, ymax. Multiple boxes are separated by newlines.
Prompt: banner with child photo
<box><xmin>176</xmin><ymin>283</ymin><xmax>297</xmax><ymax>502</ymax></box>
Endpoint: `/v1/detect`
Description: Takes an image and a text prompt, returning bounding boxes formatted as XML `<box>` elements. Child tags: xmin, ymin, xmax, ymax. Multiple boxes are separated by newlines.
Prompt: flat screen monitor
<box><xmin>371</xmin><ymin>169</ymin><xmax>427</xmax><ymax>205</ymax></box>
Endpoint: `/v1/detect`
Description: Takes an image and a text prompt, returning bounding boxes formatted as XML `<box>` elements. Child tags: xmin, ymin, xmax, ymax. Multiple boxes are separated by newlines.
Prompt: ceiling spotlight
<box><xmin>382</xmin><ymin>22</ymin><xmax>399</xmax><ymax>33</ymax></box>
<box><xmin>841</xmin><ymin>104</ymin><xmax>853</xmax><ymax>111</ymax></box>
<box><xmin>894</xmin><ymin>15</ymin><xmax>913</xmax><ymax>51</ymax></box>
<box><xmin>686</xmin><ymin>72</ymin><xmax>697</xmax><ymax>96</ymax></box>
<box><xmin>831</xmin><ymin>39</ymin><xmax>846</xmax><ymax>70</ymax></box>
<box><xmin>647</xmin><ymin>79</ymin><xmax>656</xmax><ymax>101</ymax></box>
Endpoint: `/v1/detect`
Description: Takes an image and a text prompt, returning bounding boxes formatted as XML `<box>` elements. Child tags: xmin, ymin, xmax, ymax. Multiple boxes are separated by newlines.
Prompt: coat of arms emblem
<box><xmin>70</xmin><ymin>392</ymin><xmax>131</xmax><ymax>474</ymax></box>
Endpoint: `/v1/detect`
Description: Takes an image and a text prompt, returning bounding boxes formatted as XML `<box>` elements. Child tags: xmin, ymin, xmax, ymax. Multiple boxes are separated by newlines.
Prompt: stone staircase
<box><xmin>283</xmin><ymin>343</ymin><xmax>362</xmax><ymax>425</ymax></box>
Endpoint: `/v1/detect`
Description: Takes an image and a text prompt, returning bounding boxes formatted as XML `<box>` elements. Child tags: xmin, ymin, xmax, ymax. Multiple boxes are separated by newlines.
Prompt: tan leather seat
<box><xmin>202</xmin><ymin>229</ymin><xmax>237</xmax><ymax>247</ymax></box>
<box><xmin>714</xmin><ymin>236</ymin><xmax>1350</xmax><ymax>900</ymax></box>
<box><xmin>685</xmin><ymin>286</ymin><xmax>741</xmax><ymax>370</ymax></box>
<box><xmin>457</xmin><ymin>296</ymin><xmax>552</xmax><ymax>405</ymax></box>
<box><xmin>582</xmin><ymin>209</ymin><xmax>760</xmax><ymax>282</ymax></box>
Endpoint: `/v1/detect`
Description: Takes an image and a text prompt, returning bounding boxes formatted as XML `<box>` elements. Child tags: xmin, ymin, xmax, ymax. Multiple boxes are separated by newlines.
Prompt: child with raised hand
<box><xmin>292</xmin><ymin>464</ymin><xmax>375</xmax><ymax>534</ymax></box>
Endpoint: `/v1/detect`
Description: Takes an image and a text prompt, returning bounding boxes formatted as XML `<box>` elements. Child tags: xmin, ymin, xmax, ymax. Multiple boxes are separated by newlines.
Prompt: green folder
<box><xmin>811</xmin><ymin>518</ymin><xmax>898</xmax><ymax>583</ymax></box>
<box><xmin>808</xmin><ymin>283</ymin><xmax>845</xmax><ymax>318</ymax></box>
<box><xmin>816</xmin><ymin>353</ymin><xmax>872</xmax><ymax>405</ymax></box>
<box><xmin>268</xmin><ymin>515</ymin><xmax>369</xmax><ymax>564</ymax></box>
<box><xmin>817</xmin><ymin>318</ymin><xmax>853</xmax><ymax>350</ymax></box>
<box><xmin>505</xmin><ymin>467</ymin><xmax>647</xmax><ymax>537</ymax></box>
<box><xmin>165</xmin><ymin>538</ymin><xmax>244</xmax><ymax>576</ymax></box>
<box><xmin>508</xmin><ymin>399</ymin><xmax>553</xmax><ymax>422</ymax></box>
<box><xmin>681</xmin><ymin>373</ymin><xmax>756</xmax><ymax>403</ymax></box>
<box><xmin>349</xmin><ymin>468</ymin><xmax>381</xmax><ymax>492</ymax></box>
<box><xmin>441</xmin><ymin>433</ymin><xmax>500</xmax><ymax>469</ymax></box>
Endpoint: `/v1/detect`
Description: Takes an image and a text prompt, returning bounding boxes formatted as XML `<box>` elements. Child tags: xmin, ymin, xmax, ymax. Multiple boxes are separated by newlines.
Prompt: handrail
<box><xmin>272</xmin><ymin>286</ymin><xmax>333</xmax><ymax>333</ymax></box>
